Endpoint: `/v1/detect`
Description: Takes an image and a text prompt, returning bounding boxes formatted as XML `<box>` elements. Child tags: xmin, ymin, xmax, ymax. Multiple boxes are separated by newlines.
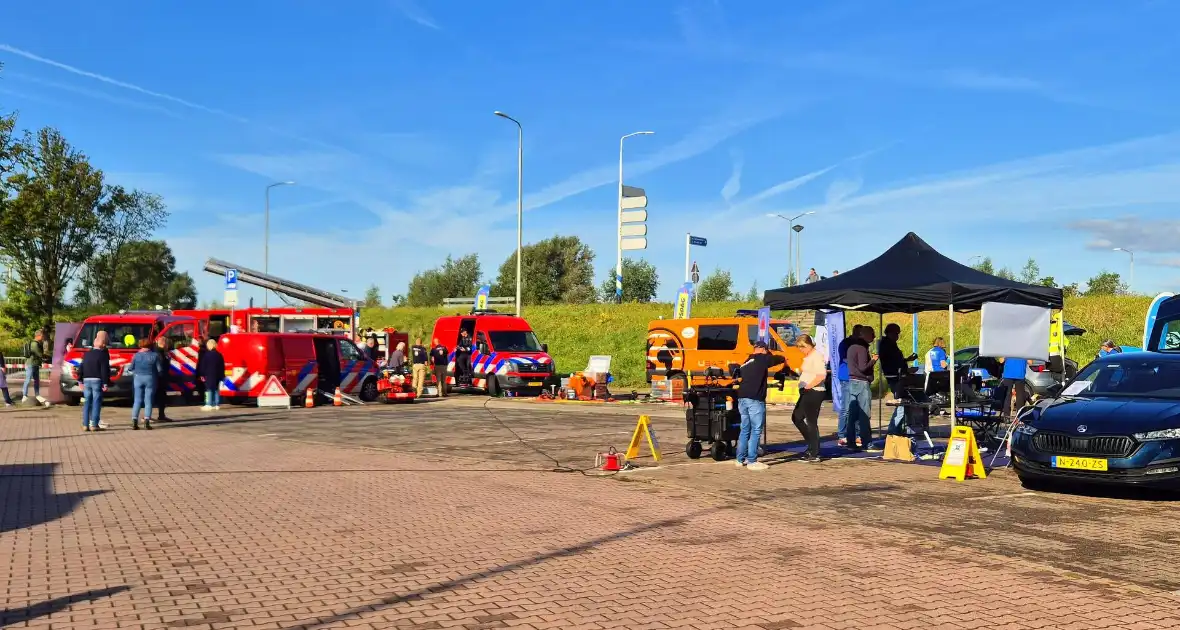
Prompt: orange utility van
<box><xmin>646</xmin><ymin>312</ymin><xmax>805</xmax><ymax>395</ymax></box>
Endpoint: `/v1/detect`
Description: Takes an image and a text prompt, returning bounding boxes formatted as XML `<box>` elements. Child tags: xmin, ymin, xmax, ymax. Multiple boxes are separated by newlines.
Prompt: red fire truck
<box><xmin>173</xmin><ymin>307</ymin><xmax>356</xmax><ymax>338</ymax></box>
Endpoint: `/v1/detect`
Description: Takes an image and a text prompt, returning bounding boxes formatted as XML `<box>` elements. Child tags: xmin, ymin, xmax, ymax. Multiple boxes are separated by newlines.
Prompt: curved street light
<box><xmin>494</xmin><ymin>111</ymin><xmax>524</xmax><ymax>316</ymax></box>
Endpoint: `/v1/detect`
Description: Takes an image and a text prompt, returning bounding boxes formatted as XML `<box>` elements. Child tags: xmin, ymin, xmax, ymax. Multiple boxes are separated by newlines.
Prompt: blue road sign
<box><xmin>689</xmin><ymin>236</ymin><xmax>707</xmax><ymax>247</ymax></box>
<box><xmin>225</xmin><ymin>269</ymin><xmax>239</xmax><ymax>290</ymax></box>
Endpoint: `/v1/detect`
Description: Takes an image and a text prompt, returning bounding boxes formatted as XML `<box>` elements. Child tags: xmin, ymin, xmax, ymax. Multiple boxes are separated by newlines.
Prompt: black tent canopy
<box><xmin>762</xmin><ymin>232</ymin><xmax>1064</xmax><ymax>313</ymax></box>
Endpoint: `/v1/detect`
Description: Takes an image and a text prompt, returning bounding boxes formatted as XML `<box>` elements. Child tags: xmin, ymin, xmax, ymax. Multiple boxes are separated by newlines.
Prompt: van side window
<box><xmin>773</xmin><ymin>324</ymin><xmax>800</xmax><ymax>346</ymax></box>
<box><xmin>697</xmin><ymin>325</ymin><xmax>738</xmax><ymax>351</ymax></box>
<box><xmin>746</xmin><ymin>326</ymin><xmax>780</xmax><ymax>351</ymax></box>
<box><xmin>166</xmin><ymin>323</ymin><xmax>194</xmax><ymax>350</ymax></box>
<box><xmin>339</xmin><ymin>341</ymin><xmax>363</xmax><ymax>361</ymax></box>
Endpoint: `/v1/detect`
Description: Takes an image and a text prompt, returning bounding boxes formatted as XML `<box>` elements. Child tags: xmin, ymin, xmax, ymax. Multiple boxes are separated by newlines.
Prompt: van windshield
<box><xmin>489</xmin><ymin>330</ymin><xmax>543</xmax><ymax>352</ymax></box>
<box><xmin>77</xmin><ymin>323</ymin><xmax>154</xmax><ymax>350</ymax></box>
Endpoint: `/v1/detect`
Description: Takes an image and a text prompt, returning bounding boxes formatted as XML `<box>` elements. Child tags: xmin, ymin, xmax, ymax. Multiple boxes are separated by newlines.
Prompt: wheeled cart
<box><xmin>682</xmin><ymin>386</ymin><xmax>767</xmax><ymax>461</ymax></box>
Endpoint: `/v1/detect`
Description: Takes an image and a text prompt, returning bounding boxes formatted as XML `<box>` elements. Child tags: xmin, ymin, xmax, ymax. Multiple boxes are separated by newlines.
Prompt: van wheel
<box><xmin>63</xmin><ymin>395</ymin><xmax>81</xmax><ymax>407</ymax></box>
<box><xmin>359</xmin><ymin>378</ymin><xmax>379</xmax><ymax>402</ymax></box>
<box><xmin>486</xmin><ymin>377</ymin><xmax>499</xmax><ymax>398</ymax></box>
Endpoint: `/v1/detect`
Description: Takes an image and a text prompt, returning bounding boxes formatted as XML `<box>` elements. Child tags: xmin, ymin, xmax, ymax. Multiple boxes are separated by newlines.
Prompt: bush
<box><xmin>361</xmin><ymin>296</ymin><xmax>1153</xmax><ymax>391</ymax></box>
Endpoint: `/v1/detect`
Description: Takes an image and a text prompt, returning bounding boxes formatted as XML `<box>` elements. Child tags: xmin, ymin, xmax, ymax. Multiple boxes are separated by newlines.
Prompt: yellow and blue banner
<box><xmin>474</xmin><ymin>285</ymin><xmax>490</xmax><ymax>311</ymax></box>
<box><xmin>674</xmin><ymin>282</ymin><xmax>693</xmax><ymax>319</ymax></box>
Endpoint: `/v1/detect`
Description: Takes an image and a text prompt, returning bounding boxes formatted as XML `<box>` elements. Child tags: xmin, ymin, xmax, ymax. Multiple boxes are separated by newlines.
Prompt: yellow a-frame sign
<box><xmin>625</xmin><ymin>415</ymin><xmax>662</xmax><ymax>463</ymax></box>
<box><xmin>939</xmin><ymin>425</ymin><xmax>987</xmax><ymax>481</ymax></box>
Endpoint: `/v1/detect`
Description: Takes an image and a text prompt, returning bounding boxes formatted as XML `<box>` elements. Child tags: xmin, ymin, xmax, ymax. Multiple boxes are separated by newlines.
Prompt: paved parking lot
<box><xmin>4</xmin><ymin>397</ymin><xmax>1180</xmax><ymax>629</ymax></box>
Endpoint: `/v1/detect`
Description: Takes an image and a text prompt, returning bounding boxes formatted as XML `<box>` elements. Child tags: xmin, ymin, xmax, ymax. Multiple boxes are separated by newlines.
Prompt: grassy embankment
<box><xmin>362</xmin><ymin>296</ymin><xmax>1153</xmax><ymax>391</ymax></box>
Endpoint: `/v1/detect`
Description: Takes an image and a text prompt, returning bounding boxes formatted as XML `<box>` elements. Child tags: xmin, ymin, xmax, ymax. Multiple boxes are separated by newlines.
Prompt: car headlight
<box><xmin>1013</xmin><ymin>423</ymin><xmax>1038</xmax><ymax>436</ymax></box>
<box><xmin>1133</xmin><ymin>428</ymin><xmax>1180</xmax><ymax>441</ymax></box>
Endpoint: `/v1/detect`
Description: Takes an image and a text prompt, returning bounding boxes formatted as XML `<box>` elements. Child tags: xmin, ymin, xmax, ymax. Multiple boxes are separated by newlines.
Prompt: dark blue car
<box><xmin>1011</xmin><ymin>352</ymin><xmax>1180</xmax><ymax>489</ymax></box>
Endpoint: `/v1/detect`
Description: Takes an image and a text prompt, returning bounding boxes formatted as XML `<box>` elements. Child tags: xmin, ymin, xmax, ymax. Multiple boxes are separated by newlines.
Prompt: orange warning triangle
<box><xmin>259</xmin><ymin>375</ymin><xmax>288</xmax><ymax>397</ymax></box>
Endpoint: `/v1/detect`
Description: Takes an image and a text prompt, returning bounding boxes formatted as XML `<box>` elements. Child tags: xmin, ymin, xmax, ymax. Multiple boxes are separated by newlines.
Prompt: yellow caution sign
<box><xmin>624</xmin><ymin>415</ymin><xmax>662</xmax><ymax>463</ymax></box>
<box><xmin>939</xmin><ymin>425</ymin><xmax>987</xmax><ymax>481</ymax></box>
<box><xmin>1049</xmin><ymin>311</ymin><xmax>1064</xmax><ymax>356</ymax></box>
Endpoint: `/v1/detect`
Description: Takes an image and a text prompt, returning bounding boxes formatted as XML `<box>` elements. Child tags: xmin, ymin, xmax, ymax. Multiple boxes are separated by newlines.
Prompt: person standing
<box><xmin>791</xmin><ymin>334</ymin><xmax>827</xmax><ymax>462</ymax></box>
<box><xmin>0</xmin><ymin>360</ymin><xmax>12</xmax><ymax>408</ymax></box>
<box><xmin>835</xmin><ymin>324</ymin><xmax>863</xmax><ymax>447</ymax></box>
<box><xmin>410</xmin><ymin>338</ymin><xmax>429</xmax><ymax>397</ymax></box>
<box><xmin>805</xmin><ymin>268</ymin><xmax>820</xmax><ymax>284</ymax></box>
<box><xmin>1000</xmin><ymin>356</ymin><xmax>1032</xmax><ymax>415</ymax></box>
<box><xmin>129</xmin><ymin>339</ymin><xmax>161</xmax><ymax>430</ymax></box>
<box><xmin>924</xmin><ymin>337</ymin><xmax>949</xmax><ymax>373</ymax></box>
<box><xmin>197</xmin><ymin>338</ymin><xmax>225</xmax><ymax>411</ymax></box>
<box><xmin>734</xmin><ymin>340</ymin><xmax>786</xmax><ymax>471</ymax></box>
<box><xmin>80</xmin><ymin>331</ymin><xmax>111</xmax><ymax>431</ymax></box>
<box><xmin>1097</xmin><ymin>340</ymin><xmax>1122</xmax><ymax>359</ymax></box>
<box><xmin>21</xmin><ymin>329</ymin><xmax>48</xmax><ymax>403</ymax></box>
<box><xmin>845</xmin><ymin>326</ymin><xmax>878</xmax><ymax>451</ymax></box>
<box><xmin>154</xmin><ymin>337</ymin><xmax>173</xmax><ymax>422</ymax></box>
<box><xmin>454</xmin><ymin>330</ymin><xmax>474</xmax><ymax>386</ymax></box>
<box><xmin>193</xmin><ymin>334</ymin><xmax>207</xmax><ymax>404</ymax></box>
<box><xmin>365</xmin><ymin>337</ymin><xmax>380</xmax><ymax>363</ymax></box>
<box><xmin>429</xmin><ymin>338</ymin><xmax>449</xmax><ymax>397</ymax></box>
<box><xmin>878</xmin><ymin>323</ymin><xmax>917</xmax><ymax>434</ymax></box>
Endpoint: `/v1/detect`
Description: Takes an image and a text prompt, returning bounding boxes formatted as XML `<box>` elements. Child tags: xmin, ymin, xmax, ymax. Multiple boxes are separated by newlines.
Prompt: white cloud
<box><xmin>391</xmin><ymin>0</ymin><xmax>440</xmax><ymax>30</ymax></box>
<box><xmin>720</xmin><ymin>149</ymin><xmax>742</xmax><ymax>202</ymax></box>
<box><xmin>1069</xmin><ymin>217</ymin><xmax>1180</xmax><ymax>254</ymax></box>
<box><xmin>824</xmin><ymin>176</ymin><xmax>863</xmax><ymax>206</ymax></box>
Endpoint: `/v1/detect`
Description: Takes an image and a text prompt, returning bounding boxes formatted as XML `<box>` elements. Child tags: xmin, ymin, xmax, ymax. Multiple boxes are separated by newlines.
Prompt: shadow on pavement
<box><xmin>0</xmin><ymin>463</ymin><xmax>108</xmax><ymax>534</ymax></box>
<box><xmin>0</xmin><ymin>585</ymin><xmax>131</xmax><ymax>626</ymax></box>
<box><xmin>280</xmin><ymin>505</ymin><xmax>728</xmax><ymax>630</ymax></box>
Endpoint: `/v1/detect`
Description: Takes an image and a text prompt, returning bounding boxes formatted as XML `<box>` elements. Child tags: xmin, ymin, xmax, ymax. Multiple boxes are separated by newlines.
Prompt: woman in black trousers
<box><xmin>154</xmin><ymin>336</ymin><xmax>172</xmax><ymax>421</ymax></box>
<box><xmin>792</xmin><ymin>334</ymin><xmax>828</xmax><ymax>462</ymax></box>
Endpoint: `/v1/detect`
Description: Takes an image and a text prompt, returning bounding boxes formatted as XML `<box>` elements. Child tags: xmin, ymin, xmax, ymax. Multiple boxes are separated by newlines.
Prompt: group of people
<box><xmin>78</xmin><ymin>333</ymin><xmax>226</xmax><ymax>432</ymax></box>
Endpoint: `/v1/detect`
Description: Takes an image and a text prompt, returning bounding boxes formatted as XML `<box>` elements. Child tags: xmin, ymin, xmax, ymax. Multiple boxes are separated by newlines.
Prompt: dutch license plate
<box><xmin>528</xmin><ymin>381</ymin><xmax>544</xmax><ymax>386</ymax></box>
<box><xmin>1052</xmin><ymin>456</ymin><xmax>1108</xmax><ymax>471</ymax></box>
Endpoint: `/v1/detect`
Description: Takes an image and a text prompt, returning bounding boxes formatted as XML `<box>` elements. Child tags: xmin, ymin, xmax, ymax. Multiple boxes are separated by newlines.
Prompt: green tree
<box><xmin>405</xmin><ymin>254</ymin><xmax>481</xmax><ymax>307</ymax></box>
<box><xmin>0</xmin><ymin>127</ymin><xmax>108</xmax><ymax>333</ymax></box>
<box><xmin>79</xmin><ymin>186</ymin><xmax>168</xmax><ymax>305</ymax></box>
<box><xmin>696</xmin><ymin>268</ymin><xmax>735</xmax><ymax>302</ymax></box>
<box><xmin>744</xmin><ymin>282</ymin><xmax>759</xmax><ymax>302</ymax></box>
<box><xmin>779</xmin><ymin>272</ymin><xmax>797</xmax><ymax>287</ymax></box>
<box><xmin>996</xmin><ymin>267</ymin><xmax>1015</xmax><ymax>280</ymax></box>
<box><xmin>972</xmin><ymin>257</ymin><xmax>995</xmax><ymax>275</ymax></box>
<box><xmin>599</xmin><ymin>258</ymin><xmax>659</xmax><ymax>303</ymax></box>
<box><xmin>1062</xmin><ymin>283</ymin><xmax>1081</xmax><ymax>298</ymax></box>
<box><xmin>1037</xmin><ymin>276</ymin><xmax>1057</xmax><ymax>287</ymax></box>
<box><xmin>74</xmin><ymin>240</ymin><xmax>195</xmax><ymax>309</ymax></box>
<box><xmin>363</xmin><ymin>284</ymin><xmax>382</xmax><ymax>308</ymax></box>
<box><xmin>1019</xmin><ymin>258</ymin><xmax>1040</xmax><ymax>284</ymax></box>
<box><xmin>493</xmin><ymin>235</ymin><xmax>596</xmax><ymax>305</ymax></box>
<box><xmin>1084</xmin><ymin>270</ymin><xmax>1126</xmax><ymax>296</ymax></box>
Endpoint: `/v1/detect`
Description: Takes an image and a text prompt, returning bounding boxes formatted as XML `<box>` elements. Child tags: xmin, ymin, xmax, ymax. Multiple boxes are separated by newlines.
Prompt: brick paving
<box><xmin>3</xmin><ymin>401</ymin><xmax>1180</xmax><ymax>629</ymax></box>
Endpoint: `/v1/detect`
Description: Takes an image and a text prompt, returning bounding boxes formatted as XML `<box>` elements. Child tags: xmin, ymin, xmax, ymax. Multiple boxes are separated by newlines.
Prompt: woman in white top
<box><xmin>792</xmin><ymin>334</ymin><xmax>828</xmax><ymax>462</ymax></box>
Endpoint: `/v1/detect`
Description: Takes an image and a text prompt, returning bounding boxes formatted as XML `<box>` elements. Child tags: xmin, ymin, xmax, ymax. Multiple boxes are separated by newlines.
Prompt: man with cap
<box><xmin>734</xmin><ymin>340</ymin><xmax>787</xmax><ymax>471</ymax></box>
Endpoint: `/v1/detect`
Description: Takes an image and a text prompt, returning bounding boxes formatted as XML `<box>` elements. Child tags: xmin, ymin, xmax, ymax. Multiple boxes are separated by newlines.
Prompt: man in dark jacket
<box><xmin>410</xmin><ymin>338</ymin><xmax>429</xmax><ymax>397</ymax></box>
<box><xmin>734</xmin><ymin>341</ymin><xmax>787</xmax><ymax>471</ymax></box>
<box><xmin>878</xmin><ymin>323</ymin><xmax>917</xmax><ymax>434</ymax></box>
<box><xmin>454</xmin><ymin>329</ymin><xmax>474</xmax><ymax>386</ymax></box>
<box><xmin>835</xmin><ymin>324</ymin><xmax>863</xmax><ymax>446</ymax></box>
<box><xmin>845</xmin><ymin>326</ymin><xmax>878</xmax><ymax>450</ymax></box>
<box><xmin>154</xmin><ymin>337</ymin><xmax>173</xmax><ymax>422</ymax></box>
<box><xmin>429</xmin><ymin>338</ymin><xmax>449</xmax><ymax>397</ymax></box>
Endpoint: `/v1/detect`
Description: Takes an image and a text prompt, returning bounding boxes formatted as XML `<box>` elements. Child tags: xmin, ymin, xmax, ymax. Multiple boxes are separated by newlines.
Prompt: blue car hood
<box><xmin>1033</xmin><ymin>397</ymin><xmax>1180</xmax><ymax>433</ymax></box>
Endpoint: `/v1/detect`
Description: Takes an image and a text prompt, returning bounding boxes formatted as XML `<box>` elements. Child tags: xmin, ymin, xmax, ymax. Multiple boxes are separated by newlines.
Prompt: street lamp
<box><xmin>769</xmin><ymin>211</ymin><xmax>814</xmax><ymax>286</ymax></box>
<box><xmin>264</xmin><ymin>181</ymin><xmax>296</xmax><ymax>308</ymax></box>
<box><xmin>494</xmin><ymin>111</ymin><xmax>524</xmax><ymax>316</ymax></box>
<box><xmin>967</xmin><ymin>255</ymin><xmax>983</xmax><ymax>267</ymax></box>
<box><xmin>1113</xmin><ymin>247</ymin><xmax>1134</xmax><ymax>293</ymax></box>
<box><xmin>793</xmin><ymin>224</ymin><xmax>805</xmax><ymax>285</ymax></box>
<box><xmin>617</xmin><ymin>130</ymin><xmax>654</xmax><ymax>303</ymax></box>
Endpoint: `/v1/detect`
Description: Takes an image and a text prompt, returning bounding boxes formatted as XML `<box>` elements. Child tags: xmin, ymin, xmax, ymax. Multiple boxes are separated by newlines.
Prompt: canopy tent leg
<box><xmin>877</xmin><ymin>313</ymin><xmax>884</xmax><ymax>442</ymax></box>
<box><xmin>912</xmin><ymin>313</ymin><xmax>919</xmax><ymax>368</ymax></box>
<box><xmin>948</xmin><ymin>304</ymin><xmax>956</xmax><ymax>429</ymax></box>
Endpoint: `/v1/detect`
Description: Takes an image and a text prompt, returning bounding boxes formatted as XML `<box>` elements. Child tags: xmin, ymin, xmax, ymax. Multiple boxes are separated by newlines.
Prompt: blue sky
<box><xmin>3</xmin><ymin>0</ymin><xmax>1180</xmax><ymax>306</ymax></box>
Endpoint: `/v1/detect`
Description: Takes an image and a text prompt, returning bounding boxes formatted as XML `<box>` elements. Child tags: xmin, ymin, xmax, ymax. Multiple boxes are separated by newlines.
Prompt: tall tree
<box><xmin>74</xmin><ymin>240</ymin><xmax>195</xmax><ymax>309</ymax></box>
<box><xmin>1019</xmin><ymin>258</ymin><xmax>1040</xmax><ymax>284</ymax></box>
<box><xmin>0</xmin><ymin>128</ymin><xmax>108</xmax><ymax>332</ymax></box>
<box><xmin>599</xmin><ymin>258</ymin><xmax>659</xmax><ymax>303</ymax></box>
<box><xmin>405</xmin><ymin>254</ymin><xmax>481</xmax><ymax>307</ymax></box>
<box><xmin>363</xmin><ymin>284</ymin><xmax>382</xmax><ymax>308</ymax></box>
<box><xmin>744</xmin><ymin>282</ymin><xmax>759</xmax><ymax>302</ymax></box>
<box><xmin>1084</xmin><ymin>270</ymin><xmax>1126</xmax><ymax>296</ymax></box>
<box><xmin>779</xmin><ymin>272</ymin><xmax>797</xmax><ymax>288</ymax></box>
<box><xmin>696</xmin><ymin>268</ymin><xmax>735</xmax><ymax>302</ymax></box>
<box><xmin>493</xmin><ymin>235</ymin><xmax>596</xmax><ymax>305</ymax></box>
<box><xmin>972</xmin><ymin>257</ymin><xmax>995</xmax><ymax>275</ymax></box>
<box><xmin>80</xmin><ymin>186</ymin><xmax>168</xmax><ymax>305</ymax></box>
<box><xmin>996</xmin><ymin>266</ymin><xmax>1015</xmax><ymax>280</ymax></box>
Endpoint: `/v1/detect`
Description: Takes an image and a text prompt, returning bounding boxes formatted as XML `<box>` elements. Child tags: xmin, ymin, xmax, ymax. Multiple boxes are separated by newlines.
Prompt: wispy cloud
<box><xmin>720</xmin><ymin>149</ymin><xmax>742</xmax><ymax>203</ymax></box>
<box><xmin>0</xmin><ymin>43</ymin><xmax>243</xmax><ymax>120</ymax></box>
<box><xmin>391</xmin><ymin>0</ymin><xmax>440</xmax><ymax>30</ymax></box>
<box><xmin>824</xmin><ymin>176</ymin><xmax>863</xmax><ymax>206</ymax></box>
<box><xmin>733</xmin><ymin>146</ymin><xmax>883</xmax><ymax>209</ymax></box>
<box><xmin>1069</xmin><ymin>217</ymin><xmax>1180</xmax><ymax>254</ymax></box>
<box><xmin>9</xmin><ymin>72</ymin><xmax>183</xmax><ymax>118</ymax></box>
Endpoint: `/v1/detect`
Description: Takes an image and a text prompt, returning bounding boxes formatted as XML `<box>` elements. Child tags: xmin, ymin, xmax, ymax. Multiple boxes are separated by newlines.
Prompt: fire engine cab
<box><xmin>431</xmin><ymin>310</ymin><xmax>556</xmax><ymax>396</ymax></box>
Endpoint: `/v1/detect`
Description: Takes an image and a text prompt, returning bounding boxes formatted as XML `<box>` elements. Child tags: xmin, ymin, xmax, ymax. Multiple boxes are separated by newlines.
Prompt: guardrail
<box><xmin>3</xmin><ymin>360</ymin><xmax>52</xmax><ymax>379</ymax></box>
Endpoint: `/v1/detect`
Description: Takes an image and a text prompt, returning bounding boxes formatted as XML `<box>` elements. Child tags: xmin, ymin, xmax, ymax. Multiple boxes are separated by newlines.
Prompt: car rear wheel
<box><xmin>63</xmin><ymin>394</ymin><xmax>81</xmax><ymax>407</ymax></box>
<box><xmin>486</xmin><ymin>376</ymin><xmax>499</xmax><ymax>398</ymax></box>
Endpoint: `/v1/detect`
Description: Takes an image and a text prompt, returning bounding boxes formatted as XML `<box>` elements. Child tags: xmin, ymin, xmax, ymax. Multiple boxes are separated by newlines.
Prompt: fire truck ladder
<box><xmin>202</xmin><ymin>258</ymin><xmax>352</xmax><ymax>308</ymax></box>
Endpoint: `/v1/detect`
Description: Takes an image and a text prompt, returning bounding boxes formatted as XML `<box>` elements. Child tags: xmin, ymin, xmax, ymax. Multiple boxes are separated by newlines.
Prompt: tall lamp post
<box><xmin>1113</xmin><ymin>247</ymin><xmax>1134</xmax><ymax>293</ymax></box>
<box><xmin>264</xmin><ymin>181</ymin><xmax>296</xmax><ymax>308</ymax></box>
<box><xmin>769</xmin><ymin>211</ymin><xmax>814</xmax><ymax>286</ymax></box>
<box><xmin>617</xmin><ymin>130</ymin><xmax>654</xmax><ymax>302</ymax></box>
<box><xmin>793</xmin><ymin>224</ymin><xmax>805</xmax><ymax>284</ymax></box>
<box><xmin>494</xmin><ymin>111</ymin><xmax>524</xmax><ymax>316</ymax></box>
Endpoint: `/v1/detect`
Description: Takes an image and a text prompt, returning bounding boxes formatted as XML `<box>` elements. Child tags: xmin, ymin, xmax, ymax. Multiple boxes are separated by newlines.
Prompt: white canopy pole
<box><xmin>948</xmin><ymin>304</ymin><xmax>956</xmax><ymax>428</ymax></box>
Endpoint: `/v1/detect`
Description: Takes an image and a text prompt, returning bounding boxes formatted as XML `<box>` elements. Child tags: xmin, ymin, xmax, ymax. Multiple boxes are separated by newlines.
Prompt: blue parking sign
<box><xmin>225</xmin><ymin>269</ymin><xmax>239</xmax><ymax>290</ymax></box>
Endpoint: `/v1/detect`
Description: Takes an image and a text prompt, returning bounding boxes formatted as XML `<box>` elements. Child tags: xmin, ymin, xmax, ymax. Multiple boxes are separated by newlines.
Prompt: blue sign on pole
<box><xmin>689</xmin><ymin>236</ymin><xmax>708</xmax><ymax>247</ymax></box>
<box><xmin>225</xmin><ymin>269</ymin><xmax>238</xmax><ymax>290</ymax></box>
